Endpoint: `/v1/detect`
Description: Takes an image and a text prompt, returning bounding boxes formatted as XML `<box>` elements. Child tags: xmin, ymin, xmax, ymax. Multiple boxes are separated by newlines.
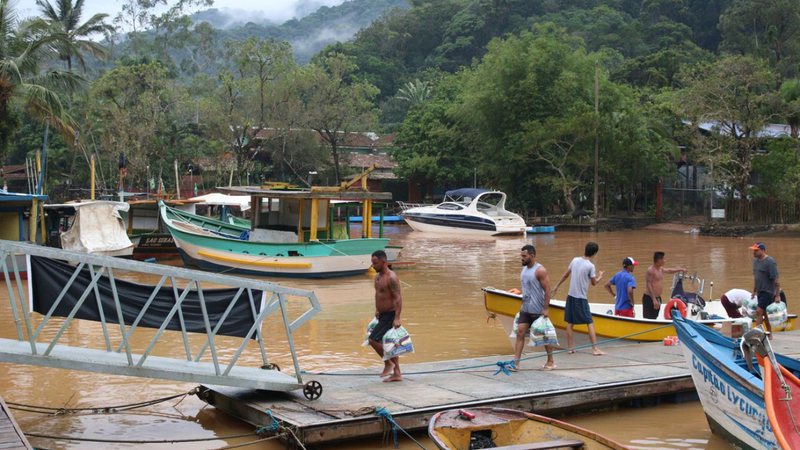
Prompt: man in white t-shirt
<box><xmin>552</xmin><ymin>241</ymin><xmax>605</xmax><ymax>355</ymax></box>
<box><xmin>720</xmin><ymin>288</ymin><xmax>752</xmax><ymax>318</ymax></box>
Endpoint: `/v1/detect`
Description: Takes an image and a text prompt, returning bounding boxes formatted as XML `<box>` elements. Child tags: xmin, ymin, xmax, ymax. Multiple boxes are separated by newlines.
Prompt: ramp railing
<box><xmin>0</xmin><ymin>240</ymin><xmax>321</xmax><ymax>391</ymax></box>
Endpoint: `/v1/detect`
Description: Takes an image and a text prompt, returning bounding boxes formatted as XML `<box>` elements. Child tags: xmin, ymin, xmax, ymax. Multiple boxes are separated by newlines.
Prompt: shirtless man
<box><xmin>368</xmin><ymin>250</ymin><xmax>403</xmax><ymax>382</ymax></box>
<box><xmin>643</xmin><ymin>252</ymin><xmax>687</xmax><ymax>320</ymax></box>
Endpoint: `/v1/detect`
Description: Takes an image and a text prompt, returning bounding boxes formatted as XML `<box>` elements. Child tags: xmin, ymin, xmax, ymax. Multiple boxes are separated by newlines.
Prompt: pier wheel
<box><xmin>303</xmin><ymin>380</ymin><xmax>323</xmax><ymax>400</ymax></box>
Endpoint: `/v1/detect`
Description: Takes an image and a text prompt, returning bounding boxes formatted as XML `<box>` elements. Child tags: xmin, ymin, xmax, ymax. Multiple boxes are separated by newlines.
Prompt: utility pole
<box><xmin>593</xmin><ymin>63</ymin><xmax>600</xmax><ymax>218</ymax></box>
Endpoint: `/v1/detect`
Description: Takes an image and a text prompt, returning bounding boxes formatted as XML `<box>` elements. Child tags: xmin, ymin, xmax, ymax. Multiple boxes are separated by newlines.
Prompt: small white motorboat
<box><xmin>400</xmin><ymin>188</ymin><xmax>526</xmax><ymax>236</ymax></box>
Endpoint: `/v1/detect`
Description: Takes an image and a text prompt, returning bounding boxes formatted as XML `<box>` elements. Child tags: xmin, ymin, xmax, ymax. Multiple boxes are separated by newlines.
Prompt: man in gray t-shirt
<box><xmin>750</xmin><ymin>242</ymin><xmax>780</xmax><ymax>336</ymax></box>
<box><xmin>552</xmin><ymin>241</ymin><xmax>605</xmax><ymax>355</ymax></box>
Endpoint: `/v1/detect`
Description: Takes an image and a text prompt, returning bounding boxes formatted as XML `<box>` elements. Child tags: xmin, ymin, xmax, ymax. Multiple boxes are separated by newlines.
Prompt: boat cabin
<box><xmin>220</xmin><ymin>186</ymin><xmax>392</xmax><ymax>243</ymax></box>
<box><xmin>0</xmin><ymin>191</ymin><xmax>48</xmax><ymax>244</ymax></box>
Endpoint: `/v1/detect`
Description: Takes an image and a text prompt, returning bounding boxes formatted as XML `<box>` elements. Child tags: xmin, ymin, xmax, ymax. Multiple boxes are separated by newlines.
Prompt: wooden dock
<box><xmin>201</xmin><ymin>330</ymin><xmax>800</xmax><ymax>445</ymax></box>
<box><xmin>0</xmin><ymin>396</ymin><xmax>31</xmax><ymax>450</ymax></box>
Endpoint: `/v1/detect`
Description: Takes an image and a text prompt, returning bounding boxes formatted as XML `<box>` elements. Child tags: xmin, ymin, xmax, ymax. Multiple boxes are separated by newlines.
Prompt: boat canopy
<box><xmin>190</xmin><ymin>193</ymin><xmax>251</xmax><ymax>211</ymax></box>
<box><xmin>55</xmin><ymin>201</ymin><xmax>134</xmax><ymax>254</ymax></box>
<box><xmin>444</xmin><ymin>188</ymin><xmax>489</xmax><ymax>201</ymax></box>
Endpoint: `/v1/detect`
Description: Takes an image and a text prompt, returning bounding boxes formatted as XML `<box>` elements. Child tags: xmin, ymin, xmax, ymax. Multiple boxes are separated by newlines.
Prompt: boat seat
<box><xmin>492</xmin><ymin>439</ymin><xmax>585</xmax><ymax>450</ymax></box>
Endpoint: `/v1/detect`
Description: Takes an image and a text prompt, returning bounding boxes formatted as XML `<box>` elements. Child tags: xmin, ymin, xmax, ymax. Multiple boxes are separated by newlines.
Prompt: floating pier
<box><xmin>199</xmin><ymin>330</ymin><xmax>800</xmax><ymax>445</ymax></box>
<box><xmin>0</xmin><ymin>396</ymin><xmax>31</xmax><ymax>450</ymax></box>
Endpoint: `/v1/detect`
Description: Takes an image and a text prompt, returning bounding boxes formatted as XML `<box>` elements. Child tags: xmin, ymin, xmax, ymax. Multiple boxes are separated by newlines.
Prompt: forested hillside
<box><xmin>3</xmin><ymin>0</ymin><xmax>799</xmax><ymax>221</ymax></box>
<box><xmin>191</xmin><ymin>0</ymin><xmax>409</xmax><ymax>63</ymax></box>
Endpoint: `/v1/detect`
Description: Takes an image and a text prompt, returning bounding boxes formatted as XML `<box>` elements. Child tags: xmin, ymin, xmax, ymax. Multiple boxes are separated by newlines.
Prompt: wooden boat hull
<box><xmin>764</xmin><ymin>357</ymin><xmax>800</xmax><ymax>449</ymax></box>
<box><xmin>673</xmin><ymin>316</ymin><xmax>778</xmax><ymax>449</ymax></box>
<box><xmin>428</xmin><ymin>407</ymin><xmax>627</xmax><ymax>450</ymax></box>
<box><xmin>161</xmin><ymin>202</ymin><xmax>389</xmax><ymax>278</ymax></box>
<box><xmin>483</xmin><ymin>287</ymin><xmax>796</xmax><ymax>342</ymax></box>
<box><xmin>131</xmin><ymin>233</ymin><xmax>179</xmax><ymax>260</ymax></box>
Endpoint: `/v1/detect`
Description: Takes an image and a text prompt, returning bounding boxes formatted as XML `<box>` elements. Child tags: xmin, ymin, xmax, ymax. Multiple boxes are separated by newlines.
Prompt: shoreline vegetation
<box><xmin>544</xmin><ymin>218</ymin><xmax>800</xmax><ymax>237</ymax></box>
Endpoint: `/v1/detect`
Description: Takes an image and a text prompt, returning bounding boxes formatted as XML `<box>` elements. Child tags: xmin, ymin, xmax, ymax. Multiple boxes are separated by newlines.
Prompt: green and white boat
<box><xmin>159</xmin><ymin>186</ymin><xmax>392</xmax><ymax>278</ymax></box>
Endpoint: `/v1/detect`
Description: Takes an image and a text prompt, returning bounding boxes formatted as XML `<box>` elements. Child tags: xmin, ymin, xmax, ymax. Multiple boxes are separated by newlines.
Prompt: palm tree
<box><xmin>396</xmin><ymin>79</ymin><xmax>431</xmax><ymax>107</ymax></box>
<box><xmin>34</xmin><ymin>0</ymin><xmax>114</xmax><ymax>72</ymax></box>
<box><xmin>0</xmin><ymin>0</ymin><xmax>81</xmax><ymax>165</ymax></box>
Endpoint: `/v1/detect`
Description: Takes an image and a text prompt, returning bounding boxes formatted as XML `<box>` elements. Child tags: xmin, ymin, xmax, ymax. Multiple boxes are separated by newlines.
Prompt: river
<box><xmin>1</xmin><ymin>226</ymin><xmax>795</xmax><ymax>449</ymax></box>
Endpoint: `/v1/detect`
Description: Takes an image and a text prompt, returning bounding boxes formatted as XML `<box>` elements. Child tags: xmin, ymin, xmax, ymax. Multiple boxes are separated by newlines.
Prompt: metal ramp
<box><xmin>0</xmin><ymin>240</ymin><xmax>322</xmax><ymax>397</ymax></box>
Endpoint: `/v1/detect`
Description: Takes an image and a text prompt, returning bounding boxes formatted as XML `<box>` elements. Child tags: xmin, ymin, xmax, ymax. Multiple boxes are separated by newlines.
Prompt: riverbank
<box><xmin>700</xmin><ymin>222</ymin><xmax>800</xmax><ymax>237</ymax></box>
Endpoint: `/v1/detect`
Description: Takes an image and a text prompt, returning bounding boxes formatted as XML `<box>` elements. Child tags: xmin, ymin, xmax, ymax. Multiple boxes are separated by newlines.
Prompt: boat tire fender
<box><xmin>663</xmin><ymin>298</ymin><xmax>687</xmax><ymax>320</ymax></box>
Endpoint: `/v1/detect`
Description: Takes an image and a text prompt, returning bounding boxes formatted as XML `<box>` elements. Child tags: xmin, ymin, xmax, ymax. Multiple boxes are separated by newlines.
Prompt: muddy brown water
<box><xmin>2</xmin><ymin>226</ymin><xmax>796</xmax><ymax>449</ymax></box>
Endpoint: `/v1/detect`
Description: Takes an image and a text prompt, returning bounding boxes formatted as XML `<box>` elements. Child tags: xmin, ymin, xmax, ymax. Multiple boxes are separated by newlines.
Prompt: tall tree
<box><xmin>33</xmin><ymin>0</ymin><xmax>114</xmax><ymax>72</ymax></box>
<box><xmin>780</xmin><ymin>78</ymin><xmax>800</xmax><ymax>139</ymax></box>
<box><xmin>673</xmin><ymin>55</ymin><xmax>778</xmax><ymax>220</ymax></box>
<box><xmin>394</xmin><ymin>71</ymin><xmax>475</xmax><ymax>187</ymax></box>
<box><xmin>0</xmin><ymin>0</ymin><xmax>79</xmax><ymax>166</ymax></box>
<box><xmin>86</xmin><ymin>61</ymin><xmax>189</xmax><ymax>186</ymax></box>
<box><xmin>302</xmin><ymin>53</ymin><xmax>378</xmax><ymax>184</ymax></box>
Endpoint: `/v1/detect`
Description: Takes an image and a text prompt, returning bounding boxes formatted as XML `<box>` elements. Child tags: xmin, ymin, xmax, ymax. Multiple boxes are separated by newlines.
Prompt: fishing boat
<box><xmin>400</xmin><ymin>188</ymin><xmax>527</xmax><ymax>236</ymax></box>
<box><xmin>763</xmin><ymin>345</ymin><xmax>800</xmax><ymax>449</ymax></box>
<box><xmin>483</xmin><ymin>274</ymin><xmax>795</xmax><ymax>343</ymax></box>
<box><xmin>673</xmin><ymin>315</ymin><xmax>800</xmax><ymax>449</ymax></box>
<box><xmin>126</xmin><ymin>198</ymin><xmax>200</xmax><ymax>260</ymax></box>
<box><xmin>162</xmin><ymin>184</ymin><xmax>392</xmax><ymax>278</ymax></box>
<box><xmin>428</xmin><ymin>407</ymin><xmax>628</xmax><ymax>450</ymax></box>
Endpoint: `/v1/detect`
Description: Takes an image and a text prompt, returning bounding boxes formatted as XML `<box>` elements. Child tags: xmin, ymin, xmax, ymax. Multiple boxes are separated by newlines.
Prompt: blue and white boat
<box><xmin>400</xmin><ymin>188</ymin><xmax>527</xmax><ymax>236</ymax></box>
<box><xmin>673</xmin><ymin>315</ymin><xmax>800</xmax><ymax>449</ymax></box>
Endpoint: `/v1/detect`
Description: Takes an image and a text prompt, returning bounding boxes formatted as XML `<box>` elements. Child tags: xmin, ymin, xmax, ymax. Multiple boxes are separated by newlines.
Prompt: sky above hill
<box><xmin>16</xmin><ymin>0</ymin><xmax>346</xmax><ymax>27</ymax></box>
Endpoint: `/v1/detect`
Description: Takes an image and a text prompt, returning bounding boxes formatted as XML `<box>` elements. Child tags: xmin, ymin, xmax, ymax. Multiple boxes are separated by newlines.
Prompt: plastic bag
<box><xmin>743</xmin><ymin>297</ymin><xmax>759</xmax><ymax>319</ymax></box>
<box><xmin>361</xmin><ymin>317</ymin><xmax>379</xmax><ymax>346</ymax></box>
<box><xmin>767</xmin><ymin>301</ymin><xmax>788</xmax><ymax>328</ymax></box>
<box><xmin>529</xmin><ymin>316</ymin><xmax>558</xmax><ymax>347</ymax></box>
<box><xmin>509</xmin><ymin>312</ymin><xmax>521</xmax><ymax>338</ymax></box>
<box><xmin>382</xmin><ymin>326</ymin><xmax>414</xmax><ymax>360</ymax></box>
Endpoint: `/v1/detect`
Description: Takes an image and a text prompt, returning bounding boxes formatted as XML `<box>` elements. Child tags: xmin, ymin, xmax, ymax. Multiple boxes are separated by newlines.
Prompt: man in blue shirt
<box><xmin>605</xmin><ymin>257</ymin><xmax>638</xmax><ymax>317</ymax></box>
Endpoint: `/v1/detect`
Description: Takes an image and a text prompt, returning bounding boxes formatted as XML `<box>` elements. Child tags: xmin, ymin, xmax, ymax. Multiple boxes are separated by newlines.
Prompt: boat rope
<box><xmin>311</xmin><ymin>238</ymin><xmax>372</xmax><ymax>265</ymax></box>
<box><xmin>256</xmin><ymin>409</ymin><xmax>281</xmax><ymax>434</ymax></box>
<box><xmin>250</xmin><ymin>409</ymin><xmax>308</xmax><ymax>450</ymax></box>
<box><xmin>7</xmin><ymin>387</ymin><xmax>199</xmax><ymax>415</ymax></box>
<box><xmin>217</xmin><ymin>435</ymin><xmax>283</xmax><ymax>449</ymax></box>
<box><xmin>494</xmin><ymin>360</ymin><xmax>515</xmax><ymax>376</ymax></box>
<box><xmin>301</xmin><ymin>323</ymin><xmax>676</xmax><ymax>377</ymax></box>
<box><xmin>375</xmin><ymin>407</ymin><xmax>427</xmax><ymax>449</ymax></box>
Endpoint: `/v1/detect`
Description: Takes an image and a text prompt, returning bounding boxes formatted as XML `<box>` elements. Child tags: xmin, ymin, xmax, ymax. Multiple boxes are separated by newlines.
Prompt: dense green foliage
<box><xmin>3</xmin><ymin>0</ymin><xmax>800</xmax><ymax>221</ymax></box>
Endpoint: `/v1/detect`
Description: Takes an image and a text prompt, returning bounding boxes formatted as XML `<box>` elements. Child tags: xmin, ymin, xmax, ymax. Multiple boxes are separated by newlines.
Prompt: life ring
<box><xmin>663</xmin><ymin>298</ymin><xmax>687</xmax><ymax>320</ymax></box>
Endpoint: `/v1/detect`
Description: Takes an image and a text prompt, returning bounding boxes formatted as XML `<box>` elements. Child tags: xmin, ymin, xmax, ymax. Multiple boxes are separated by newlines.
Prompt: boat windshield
<box><xmin>475</xmin><ymin>193</ymin><xmax>504</xmax><ymax>211</ymax></box>
<box><xmin>436</xmin><ymin>202</ymin><xmax>465</xmax><ymax>210</ymax></box>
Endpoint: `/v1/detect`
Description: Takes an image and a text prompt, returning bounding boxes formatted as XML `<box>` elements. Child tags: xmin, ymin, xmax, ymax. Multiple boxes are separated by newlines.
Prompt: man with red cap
<box><xmin>605</xmin><ymin>257</ymin><xmax>638</xmax><ymax>317</ymax></box>
<box><xmin>751</xmin><ymin>242</ymin><xmax>780</xmax><ymax>337</ymax></box>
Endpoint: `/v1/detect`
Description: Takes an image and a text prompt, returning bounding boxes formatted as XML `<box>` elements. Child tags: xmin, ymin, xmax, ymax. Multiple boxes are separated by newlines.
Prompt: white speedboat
<box><xmin>400</xmin><ymin>188</ymin><xmax>526</xmax><ymax>236</ymax></box>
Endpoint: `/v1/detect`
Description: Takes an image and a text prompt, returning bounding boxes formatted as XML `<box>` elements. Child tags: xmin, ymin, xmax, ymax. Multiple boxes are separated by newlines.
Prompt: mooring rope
<box><xmin>24</xmin><ymin>431</ymin><xmax>266</xmax><ymax>444</ymax></box>
<box><xmin>7</xmin><ymin>387</ymin><xmax>199</xmax><ymax>415</ymax></box>
<box><xmin>375</xmin><ymin>407</ymin><xmax>427</xmax><ymax>449</ymax></box>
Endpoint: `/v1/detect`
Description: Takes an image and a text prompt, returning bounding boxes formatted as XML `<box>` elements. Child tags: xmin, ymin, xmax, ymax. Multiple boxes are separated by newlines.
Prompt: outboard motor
<box><xmin>671</xmin><ymin>276</ymin><xmax>706</xmax><ymax>319</ymax></box>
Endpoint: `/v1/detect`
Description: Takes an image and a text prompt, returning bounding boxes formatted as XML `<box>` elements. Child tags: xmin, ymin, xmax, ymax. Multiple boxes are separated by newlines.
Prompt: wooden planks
<box><xmin>200</xmin><ymin>331</ymin><xmax>800</xmax><ymax>445</ymax></box>
<box><xmin>0</xmin><ymin>396</ymin><xmax>31</xmax><ymax>450</ymax></box>
<box><xmin>200</xmin><ymin>338</ymin><xmax>704</xmax><ymax>445</ymax></box>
